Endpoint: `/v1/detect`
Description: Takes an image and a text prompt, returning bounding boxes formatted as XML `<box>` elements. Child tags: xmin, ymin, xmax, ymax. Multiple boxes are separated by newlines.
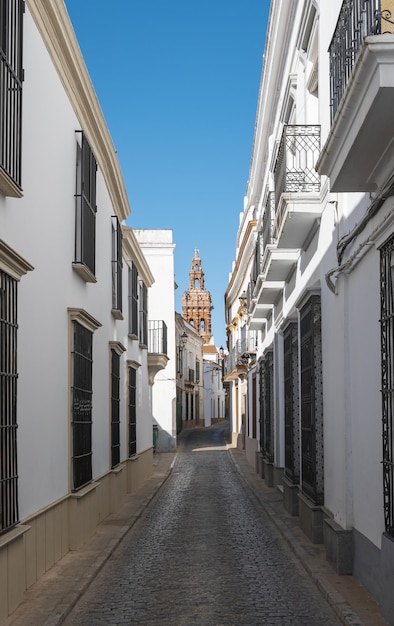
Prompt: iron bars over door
<box><xmin>380</xmin><ymin>234</ymin><xmax>394</xmax><ymax>537</ymax></box>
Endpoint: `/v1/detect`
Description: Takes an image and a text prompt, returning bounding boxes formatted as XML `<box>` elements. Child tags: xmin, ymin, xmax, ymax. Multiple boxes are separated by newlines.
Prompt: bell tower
<box><xmin>182</xmin><ymin>249</ymin><xmax>212</xmax><ymax>344</ymax></box>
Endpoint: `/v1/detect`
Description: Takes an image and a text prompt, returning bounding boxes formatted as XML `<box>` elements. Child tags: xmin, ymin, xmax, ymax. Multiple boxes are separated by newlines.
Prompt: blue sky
<box><xmin>64</xmin><ymin>0</ymin><xmax>268</xmax><ymax>348</ymax></box>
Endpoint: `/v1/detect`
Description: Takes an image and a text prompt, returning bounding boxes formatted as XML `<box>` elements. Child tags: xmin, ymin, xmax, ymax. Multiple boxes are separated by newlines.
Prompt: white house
<box><xmin>203</xmin><ymin>356</ymin><xmax>225</xmax><ymax>428</ymax></box>
<box><xmin>0</xmin><ymin>1</ymin><xmax>169</xmax><ymax>619</ymax></box>
<box><xmin>134</xmin><ymin>229</ymin><xmax>177</xmax><ymax>452</ymax></box>
<box><xmin>224</xmin><ymin>0</ymin><xmax>394</xmax><ymax>622</ymax></box>
<box><xmin>175</xmin><ymin>313</ymin><xmax>204</xmax><ymax>430</ymax></box>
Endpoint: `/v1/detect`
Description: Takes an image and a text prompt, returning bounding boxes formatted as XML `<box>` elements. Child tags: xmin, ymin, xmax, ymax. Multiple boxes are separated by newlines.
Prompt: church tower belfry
<box><xmin>182</xmin><ymin>249</ymin><xmax>212</xmax><ymax>344</ymax></box>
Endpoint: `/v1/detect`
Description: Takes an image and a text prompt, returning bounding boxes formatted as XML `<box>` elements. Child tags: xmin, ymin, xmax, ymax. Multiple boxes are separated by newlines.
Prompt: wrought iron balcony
<box><xmin>222</xmin><ymin>341</ymin><xmax>249</xmax><ymax>380</ymax></box>
<box><xmin>317</xmin><ymin>0</ymin><xmax>394</xmax><ymax>191</ymax></box>
<box><xmin>147</xmin><ymin>320</ymin><xmax>169</xmax><ymax>384</ymax></box>
<box><xmin>329</xmin><ymin>0</ymin><xmax>394</xmax><ymax>123</ymax></box>
<box><xmin>273</xmin><ymin>125</ymin><xmax>322</xmax><ymax>248</ymax></box>
<box><xmin>148</xmin><ymin>320</ymin><xmax>168</xmax><ymax>355</ymax></box>
<box><xmin>240</xmin><ymin>327</ymin><xmax>257</xmax><ymax>357</ymax></box>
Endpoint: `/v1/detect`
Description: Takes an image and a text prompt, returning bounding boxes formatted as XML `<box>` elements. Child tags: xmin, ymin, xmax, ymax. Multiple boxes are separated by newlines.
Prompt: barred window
<box><xmin>128</xmin><ymin>366</ymin><xmax>137</xmax><ymax>456</ymax></box>
<box><xmin>0</xmin><ymin>270</ymin><xmax>19</xmax><ymax>533</ymax></box>
<box><xmin>111</xmin><ymin>349</ymin><xmax>120</xmax><ymax>468</ymax></box>
<box><xmin>380</xmin><ymin>235</ymin><xmax>394</xmax><ymax>537</ymax></box>
<box><xmin>111</xmin><ymin>216</ymin><xmax>122</xmax><ymax>314</ymax></box>
<box><xmin>0</xmin><ymin>0</ymin><xmax>23</xmax><ymax>196</ymax></box>
<box><xmin>139</xmin><ymin>281</ymin><xmax>147</xmax><ymax>346</ymax></box>
<box><xmin>73</xmin><ymin>132</ymin><xmax>97</xmax><ymax>280</ymax></box>
<box><xmin>300</xmin><ymin>295</ymin><xmax>323</xmax><ymax>505</ymax></box>
<box><xmin>71</xmin><ymin>321</ymin><xmax>93</xmax><ymax>490</ymax></box>
<box><xmin>128</xmin><ymin>262</ymin><xmax>138</xmax><ymax>336</ymax></box>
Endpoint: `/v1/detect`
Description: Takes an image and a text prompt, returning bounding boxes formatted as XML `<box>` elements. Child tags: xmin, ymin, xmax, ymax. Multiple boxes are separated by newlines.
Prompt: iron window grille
<box><xmin>139</xmin><ymin>281</ymin><xmax>148</xmax><ymax>346</ymax></box>
<box><xmin>195</xmin><ymin>359</ymin><xmax>200</xmax><ymax>383</ymax></box>
<box><xmin>111</xmin><ymin>349</ymin><xmax>120</xmax><ymax>469</ymax></box>
<box><xmin>300</xmin><ymin>295</ymin><xmax>324</xmax><ymax>505</ymax></box>
<box><xmin>128</xmin><ymin>262</ymin><xmax>138</xmax><ymax>337</ymax></box>
<box><xmin>128</xmin><ymin>367</ymin><xmax>137</xmax><ymax>456</ymax></box>
<box><xmin>259</xmin><ymin>352</ymin><xmax>274</xmax><ymax>462</ymax></box>
<box><xmin>380</xmin><ymin>234</ymin><xmax>394</xmax><ymax>537</ymax></box>
<box><xmin>0</xmin><ymin>0</ymin><xmax>23</xmax><ymax>193</ymax></box>
<box><xmin>328</xmin><ymin>0</ymin><xmax>392</xmax><ymax>123</ymax></box>
<box><xmin>71</xmin><ymin>321</ymin><xmax>93</xmax><ymax>490</ymax></box>
<box><xmin>74</xmin><ymin>132</ymin><xmax>97</xmax><ymax>277</ymax></box>
<box><xmin>262</xmin><ymin>190</ymin><xmax>276</xmax><ymax>250</ymax></box>
<box><xmin>284</xmin><ymin>322</ymin><xmax>300</xmax><ymax>484</ymax></box>
<box><xmin>111</xmin><ymin>216</ymin><xmax>122</xmax><ymax>314</ymax></box>
<box><xmin>0</xmin><ymin>270</ymin><xmax>19</xmax><ymax>534</ymax></box>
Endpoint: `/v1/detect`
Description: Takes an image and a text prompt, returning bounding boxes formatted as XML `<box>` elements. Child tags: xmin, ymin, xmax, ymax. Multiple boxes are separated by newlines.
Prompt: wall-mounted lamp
<box><xmin>180</xmin><ymin>332</ymin><xmax>188</xmax><ymax>349</ymax></box>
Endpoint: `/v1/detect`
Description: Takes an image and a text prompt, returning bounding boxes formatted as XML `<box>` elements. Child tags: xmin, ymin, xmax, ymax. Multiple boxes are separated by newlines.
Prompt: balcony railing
<box><xmin>329</xmin><ymin>0</ymin><xmax>394</xmax><ymax>122</ymax></box>
<box><xmin>274</xmin><ymin>126</ymin><xmax>321</xmax><ymax>216</ymax></box>
<box><xmin>148</xmin><ymin>320</ymin><xmax>167</xmax><ymax>355</ymax></box>
<box><xmin>262</xmin><ymin>191</ymin><xmax>276</xmax><ymax>250</ymax></box>
<box><xmin>240</xmin><ymin>327</ymin><xmax>257</xmax><ymax>356</ymax></box>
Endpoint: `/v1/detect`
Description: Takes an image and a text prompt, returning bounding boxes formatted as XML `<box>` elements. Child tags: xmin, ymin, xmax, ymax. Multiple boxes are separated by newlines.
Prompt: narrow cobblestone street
<box><xmin>64</xmin><ymin>425</ymin><xmax>340</xmax><ymax>625</ymax></box>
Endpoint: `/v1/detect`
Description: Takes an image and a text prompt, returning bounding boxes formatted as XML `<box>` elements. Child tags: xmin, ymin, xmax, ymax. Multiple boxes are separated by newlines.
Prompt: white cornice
<box><xmin>122</xmin><ymin>226</ymin><xmax>155</xmax><ymax>287</ymax></box>
<box><xmin>26</xmin><ymin>0</ymin><xmax>130</xmax><ymax>222</ymax></box>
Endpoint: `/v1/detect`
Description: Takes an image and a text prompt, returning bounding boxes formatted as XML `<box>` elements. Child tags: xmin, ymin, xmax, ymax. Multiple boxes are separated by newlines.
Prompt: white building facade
<box><xmin>224</xmin><ymin>1</ymin><xmax>394</xmax><ymax>621</ymax></box>
<box><xmin>134</xmin><ymin>229</ymin><xmax>177</xmax><ymax>452</ymax></box>
<box><xmin>0</xmin><ymin>1</ymin><xmax>170</xmax><ymax>618</ymax></box>
<box><xmin>175</xmin><ymin>313</ymin><xmax>205</xmax><ymax>430</ymax></box>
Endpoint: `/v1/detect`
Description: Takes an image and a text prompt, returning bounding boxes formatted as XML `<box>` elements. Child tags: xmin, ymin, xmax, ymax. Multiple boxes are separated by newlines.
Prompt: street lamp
<box><xmin>180</xmin><ymin>332</ymin><xmax>188</xmax><ymax>349</ymax></box>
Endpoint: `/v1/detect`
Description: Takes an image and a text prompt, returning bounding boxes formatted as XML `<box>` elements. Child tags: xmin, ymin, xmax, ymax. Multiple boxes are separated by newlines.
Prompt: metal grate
<box><xmin>128</xmin><ymin>263</ymin><xmax>138</xmax><ymax>336</ymax></box>
<box><xmin>0</xmin><ymin>0</ymin><xmax>24</xmax><ymax>190</ymax></box>
<box><xmin>139</xmin><ymin>281</ymin><xmax>147</xmax><ymax>346</ymax></box>
<box><xmin>71</xmin><ymin>322</ymin><xmax>93</xmax><ymax>490</ymax></box>
<box><xmin>111</xmin><ymin>350</ymin><xmax>120</xmax><ymax>469</ymax></box>
<box><xmin>380</xmin><ymin>235</ymin><xmax>394</xmax><ymax>537</ymax></box>
<box><xmin>300</xmin><ymin>295</ymin><xmax>324</xmax><ymax>505</ymax></box>
<box><xmin>128</xmin><ymin>367</ymin><xmax>137</xmax><ymax>456</ymax></box>
<box><xmin>111</xmin><ymin>216</ymin><xmax>122</xmax><ymax>313</ymax></box>
<box><xmin>0</xmin><ymin>270</ymin><xmax>19</xmax><ymax>533</ymax></box>
<box><xmin>75</xmin><ymin>132</ymin><xmax>97</xmax><ymax>275</ymax></box>
<box><xmin>259</xmin><ymin>352</ymin><xmax>274</xmax><ymax>462</ymax></box>
<box><xmin>284</xmin><ymin>322</ymin><xmax>300</xmax><ymax>483</ymax></box>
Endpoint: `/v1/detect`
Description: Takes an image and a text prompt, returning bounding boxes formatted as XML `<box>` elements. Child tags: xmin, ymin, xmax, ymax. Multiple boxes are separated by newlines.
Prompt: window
<box><xmin>111</xmin><ymin>349</ymin><xmax>120</xmax><ymax>468</ymax></box>
<box><xmin>0</xmin><ymin>270</ymin><xmax>18</xmax><ymax>533</ymax></box>
<box><xmin>259</xmin><ymin>351</ymin><xmax>274</xmax><ymax>462</ymax></box>
<box><xmin>300</xmin><ymin>294</ymin><xmax>323</xmax><ymax>505</ymax></box>
<box><xmin>73</xmin><ymin>132</ymin><xmax>97</xmax><ymax>281</ymax></box>
<box><xmin>111</xmin><ymin>216</ymin><xmax>122</xmax><ymax>316</ymax></box>
<box><xmin>139</xmin><ymin>281</ymin><xmax>147</xmax><ymax>346</ymax></box>
<box><xmin>128</xmin><ymin>366</ymin><xmax>137</xmax><ymax>456</ymax></box>
<box><xmin>0</xmin><ymin>0</ymin><xmax>23</xmax><ymax>197</ymax></box>
<box><xmin>380</xmin><ymin>235</ymin><xmax>394</xmax><ymax>537</ymax></box>
<box><xmin>128</xmin><ymin>262</ymin><xmax>138</xmax><ymax>337</ymax></box>
<box><xmin>71</xmin><ymin>321</ymin><xmax>93</xmax><ymax>490</ymax></box>
<box><xmin>284</xmin><ymin>322</ymin><xmax>300</xmax><ymax>484</ymax></box>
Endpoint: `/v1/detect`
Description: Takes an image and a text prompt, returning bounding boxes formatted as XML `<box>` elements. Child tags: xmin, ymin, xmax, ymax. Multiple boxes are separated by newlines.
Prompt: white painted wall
<box><xmin>1</xmin><ymin>6</ymin><xmax>154</xmax><ymax>520</ymax></box>
<box><xmin>134</xmin><ymin>230</ymin><xmax>177</xmax><ymax>451</ymax></box>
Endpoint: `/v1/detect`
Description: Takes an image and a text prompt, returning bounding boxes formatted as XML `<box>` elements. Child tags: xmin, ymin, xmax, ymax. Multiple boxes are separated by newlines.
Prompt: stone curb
<box><xmin>227</xmin><ymin>445</ymin><xmax>388</xmax><ymax>626</ymax></box>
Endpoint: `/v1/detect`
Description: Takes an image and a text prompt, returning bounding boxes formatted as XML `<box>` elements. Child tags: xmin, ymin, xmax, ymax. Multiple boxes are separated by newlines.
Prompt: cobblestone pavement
<box><xmin>64</xmin><ymin>425</ymin><xmax>341</xmax><ymax>625</ymax></box>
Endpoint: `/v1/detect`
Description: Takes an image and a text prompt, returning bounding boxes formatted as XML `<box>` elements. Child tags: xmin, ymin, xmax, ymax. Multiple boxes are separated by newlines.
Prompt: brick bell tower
<box><xmin>182</xmin><ymin>249</ymin><xmax>212</xmax><ymax>344</ymax></box>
